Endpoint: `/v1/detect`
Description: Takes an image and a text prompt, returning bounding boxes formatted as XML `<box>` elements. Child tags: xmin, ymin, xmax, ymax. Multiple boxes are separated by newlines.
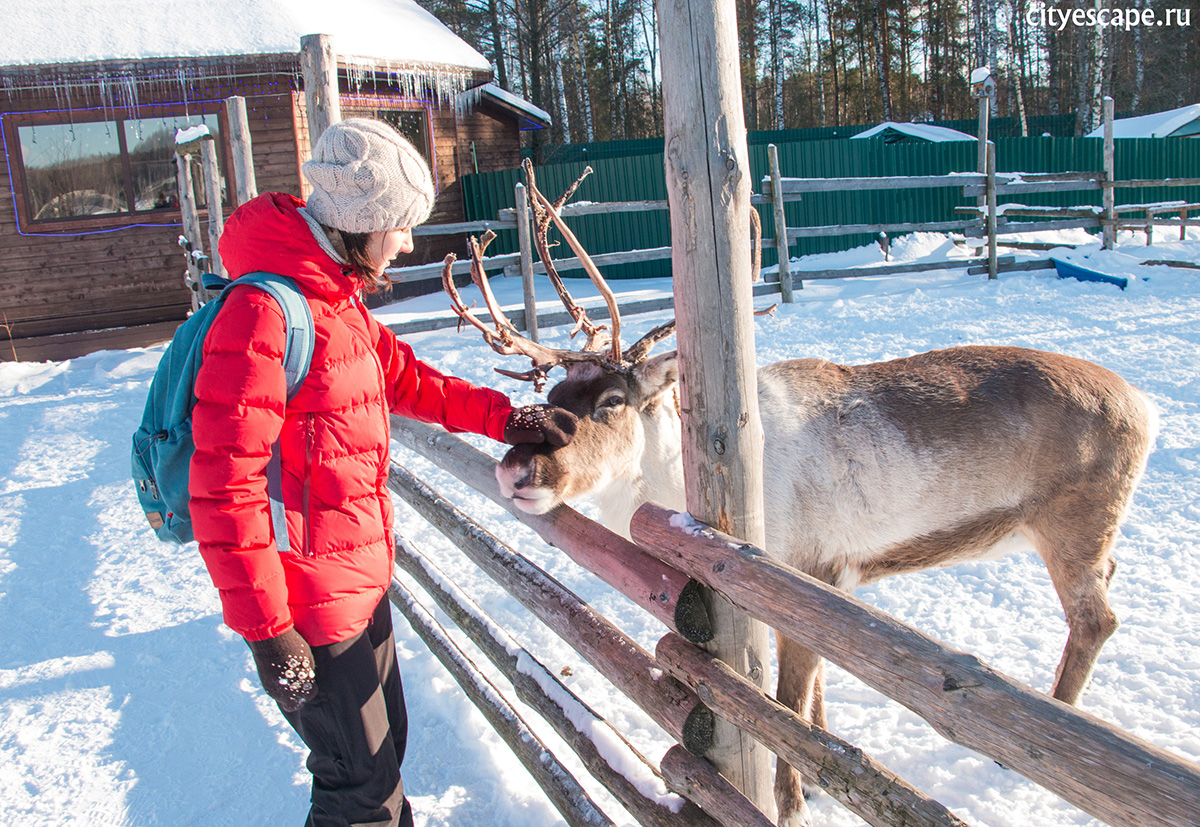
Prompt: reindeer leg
<box><xmin>775</xmin><ymin>632</ymin><xmax>821</xmax><ymax>827</ymax></box>
<box><xmin>1029</xmin><ymin>505</ymin><xmax>1122</xmax><ymax>706</ymax></box>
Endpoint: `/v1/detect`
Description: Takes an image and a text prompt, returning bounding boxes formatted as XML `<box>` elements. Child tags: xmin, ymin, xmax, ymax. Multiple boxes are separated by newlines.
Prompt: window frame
<box><xmin>6</xmin><ymin>102</ymin><xmax>232</xmax><ymax>232</ymax></box>
<box><xmin>341</xmin><ymin>96</ymin><xmax>437</xmax><ymax>194</ymax></box>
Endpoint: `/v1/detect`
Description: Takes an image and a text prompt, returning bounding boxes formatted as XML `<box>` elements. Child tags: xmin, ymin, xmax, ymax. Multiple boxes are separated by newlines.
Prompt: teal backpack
<box><xmin>131</xmin><ymin>272</ymin><xmax>315</xmax><ymax>546</ymax></box>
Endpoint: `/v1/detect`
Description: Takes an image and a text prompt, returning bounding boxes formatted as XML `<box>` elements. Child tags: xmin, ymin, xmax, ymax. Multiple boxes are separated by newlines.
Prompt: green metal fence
<box><xmin>465</xmin><ymin>135</ymin><xmax>1200</xmax><ymax>279</ymax></box>
<box><xmin>527</xmin><ymin>115</ymin><xmax>1080</xmax><ymax>165</ymax></box>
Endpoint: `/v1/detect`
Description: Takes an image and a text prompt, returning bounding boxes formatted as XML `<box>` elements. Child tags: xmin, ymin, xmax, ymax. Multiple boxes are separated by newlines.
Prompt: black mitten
<box><xmin>504</xmin><ymin>404</ymin><xmax>578</xmax><ymax>447</ymax></box>
<box><xmin>247</xmin><ymin>628</ymin><xmax>317</xmax><ymax>712</ymax></box>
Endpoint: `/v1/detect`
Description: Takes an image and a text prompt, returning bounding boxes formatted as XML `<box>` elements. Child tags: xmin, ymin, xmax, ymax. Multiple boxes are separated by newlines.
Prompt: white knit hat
<box><xmin>302</xmin><ymin>118</ymin><xmax>435</xmax><ymax>234</ymax></box>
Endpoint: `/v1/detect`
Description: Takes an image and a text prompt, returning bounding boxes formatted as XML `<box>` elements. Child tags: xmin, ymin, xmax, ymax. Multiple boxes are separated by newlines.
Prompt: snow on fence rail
<box><xmin>386</xmin><ymin>418</ymin><xmax>1200</xmax><ymax>826</ymax></box>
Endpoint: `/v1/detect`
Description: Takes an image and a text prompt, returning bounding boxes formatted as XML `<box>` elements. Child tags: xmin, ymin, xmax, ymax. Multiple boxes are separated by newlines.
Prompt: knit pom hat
<box><xmin>302</xmin><ymin>118</ymin><xmax>434</xmax><ymax>234</ymax></box>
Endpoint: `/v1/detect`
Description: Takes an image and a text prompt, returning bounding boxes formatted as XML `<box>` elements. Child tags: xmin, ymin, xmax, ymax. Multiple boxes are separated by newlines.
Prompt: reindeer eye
<box><xmin>599</xmin><ymin>394</ymin><xmax>625</xmax><ymax>409</ymax></box>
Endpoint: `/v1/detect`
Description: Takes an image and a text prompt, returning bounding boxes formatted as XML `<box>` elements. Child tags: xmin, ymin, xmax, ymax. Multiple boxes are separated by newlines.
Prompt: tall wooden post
<box><xmin>767</xmin><ymin>144</ymin><xmax>796</xmax><ymax>301</ymax></box>
<box><xmin>225</xmin><ymin>95</ymin><xmax>258</xmax><ymax>206</ymax></box>
<box><xmin>976</xmin><ymin>95</ymin><xmax>990</xmax><ymax>209</ymax></box>
<box><xmin>174</xmin><ymin>152</ymin><xmax>206</xmax><ymax>309</ymax></box>
<box><xmin>514</xmin><ymin>182</ymin><xmax>539</xmax><ymax>342</ymax></box>
<box><xmin>658</xmin><ymin>0</ymin><xmax>774</xmax><ymax>817</ymax></box>
<box><xmin>986</xmin><ymin>142</ymin><xmax>998</xmax><ymax>281</ymax></box>
<box><xmin>1103</xmin><ymin>97</ymin><xmax>1116</xmax><ymax>250</ymax></box>
<box><xmin>199</xmin><ymin>138</ymin><xmax>225</xmax><ymax>278</ymax></box>
<box><xmin>301</xmin><ymin>33</ymin><xmax>341</xmax><ymax>150</ymax></box>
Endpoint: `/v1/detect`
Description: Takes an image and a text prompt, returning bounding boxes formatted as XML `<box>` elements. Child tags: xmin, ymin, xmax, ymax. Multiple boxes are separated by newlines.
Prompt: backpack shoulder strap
<box><xmin>227</xmin><ymin>272</ymin><xmax>315</xmax><ymax>399</ymax></box>
<box><xmin>210</xmin><ymin>272</ymin><xmax>315</xmax><ymax>553</ymax></box>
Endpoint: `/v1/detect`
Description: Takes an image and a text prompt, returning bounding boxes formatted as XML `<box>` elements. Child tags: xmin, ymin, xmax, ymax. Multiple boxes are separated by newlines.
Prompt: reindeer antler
<box><xmin>522</xmin><ymin>160</ymin><xmax>616</xmax><ymax>355</ymax></box>
<box><xmin>441</xmin><ymin>233</ymin><xmax>620</xmax><ymax>391</ymax></box>
<box><xmin>441</xmin><ymin>164</ymin><xmax>780</xmax><ymax>392</ymax></box>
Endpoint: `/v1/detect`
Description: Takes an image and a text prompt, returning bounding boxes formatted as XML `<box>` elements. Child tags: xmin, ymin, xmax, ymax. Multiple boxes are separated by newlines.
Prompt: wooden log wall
<box><xmin>1</xmin><ymin>57</ymin><xmax>523</xmax><ymax>349</ymax></box>
<box><xmin>0</xmin><ymin>65</ymin><xmax>299</xmax><ymax>345</ymax></box>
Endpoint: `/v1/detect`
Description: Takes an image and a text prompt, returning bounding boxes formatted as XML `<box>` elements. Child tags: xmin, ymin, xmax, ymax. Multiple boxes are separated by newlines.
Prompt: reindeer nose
<box><xmin>497</xmin><ymin>444</ymin><xmax>542</xmax><ymax>497</ymax></box>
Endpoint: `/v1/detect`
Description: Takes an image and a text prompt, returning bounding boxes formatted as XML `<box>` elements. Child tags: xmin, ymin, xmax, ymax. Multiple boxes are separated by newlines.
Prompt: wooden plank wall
<box><xmin>0</xmin><ymin>73</ymin><xmax>301</xmax><ymax>342</ymax></box>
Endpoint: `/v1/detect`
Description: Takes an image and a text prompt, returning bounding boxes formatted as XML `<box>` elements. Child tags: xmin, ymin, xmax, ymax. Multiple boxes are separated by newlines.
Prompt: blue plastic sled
<box><xmin>1050</xmin><ymin>257</ymin><xmax>1128</xmax><ymax>290</ymax></box>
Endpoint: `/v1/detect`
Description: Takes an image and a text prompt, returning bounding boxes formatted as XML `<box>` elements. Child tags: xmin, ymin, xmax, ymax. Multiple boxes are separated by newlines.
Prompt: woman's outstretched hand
<box><xmin>503</xmin><ymin>404</ymin><xmax>578</xmax><ymax>447</ymax></box>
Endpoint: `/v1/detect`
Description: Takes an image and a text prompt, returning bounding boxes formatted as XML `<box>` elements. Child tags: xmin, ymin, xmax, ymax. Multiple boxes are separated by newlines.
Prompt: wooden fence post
<box><xmin>300</xmin><ymin>33</ymin><xmax>341</xmax><ymax>149</ymax></box>
<box><xmin>199</xmin><ymin>138</ymin><xmax>225</xmax><ymax>278</ymax></box>
<box><xmin>767</xmin><ymin>144</ymin><xmax>796</xmax><ymax>300</ymax></box>
<box><xmin>658</xmin><ymin>0</ymin><xmax>774</xmax><ymax>815</ymax></box>
<box><xmin>515</xmin><ymin>182</ymin><xmax>539</xmax><ymax>341</ymax></box>
<box><xmin>977</xmin><ymin>92</ymin><xmax>990</xmax><ymax>209</ymax></box>
<box><xmin>174</xmin><ymin>152</ymin><xmax>206</xmax><ymax>309</ymax></box>
<box><xmin>225</xmin><ymin>95</ymin><xmax>258</xmax><ymax>206</ymax></box>
<box><xmin>986</xmin><ymin>142</ymin><xmax>998</xmax><ymax>281</ymax></box>
<box><xmin>1103</xmin><ymin>97</ymin><xmax>1116</xmax><ymax>249</ymax></box>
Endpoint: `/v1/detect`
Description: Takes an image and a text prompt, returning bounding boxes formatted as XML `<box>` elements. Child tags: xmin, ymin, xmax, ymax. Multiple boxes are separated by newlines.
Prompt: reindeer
<box><xmin>441</xmin><ymin>162</ymin><xmax>1158</xmax><ymax>827</ymax></box>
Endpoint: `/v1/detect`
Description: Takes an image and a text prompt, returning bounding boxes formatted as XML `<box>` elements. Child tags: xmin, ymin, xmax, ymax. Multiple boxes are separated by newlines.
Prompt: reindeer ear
<box><xmin>634</xmin><ymin>350</ymin><xmax>678</xmax><ymax>409</ymax></box>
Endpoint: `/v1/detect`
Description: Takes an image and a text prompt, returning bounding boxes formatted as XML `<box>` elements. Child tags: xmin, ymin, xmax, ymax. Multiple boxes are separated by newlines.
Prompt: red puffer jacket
<box><xmin>190</xmin><ymin>193</ymin><xmax>513</xmax><ymax>646</ymax></box>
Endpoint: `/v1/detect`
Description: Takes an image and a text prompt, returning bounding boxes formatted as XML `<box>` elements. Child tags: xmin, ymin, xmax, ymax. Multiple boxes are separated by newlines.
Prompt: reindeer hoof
<box><xmin>777</xmin><ymin>800</ymin><xmax>814</xmax><ymax>827</ymax></box>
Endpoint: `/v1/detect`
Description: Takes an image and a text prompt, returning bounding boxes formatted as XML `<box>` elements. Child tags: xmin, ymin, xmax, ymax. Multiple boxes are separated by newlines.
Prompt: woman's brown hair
<box><xmin>323</xmin><ymin>226</ymin><xmax>392</xmax><ymax>294</ymax></box>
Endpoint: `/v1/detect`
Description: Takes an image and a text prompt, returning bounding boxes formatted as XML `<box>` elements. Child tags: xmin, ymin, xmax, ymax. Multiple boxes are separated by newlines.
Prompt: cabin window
<box><xmin>377</xmin><ymin>109</ymin><xmax>433</xmax><ymax>170</ymax></box>
<box><xmin>12</xmin><ymin>111</ymin><xmax>227</xmax><ymax>226</ymax></box>
<box><xmin>19</xmin><ymin>121</ymin><xmax>127</xmax><ymax>220</ymax></box>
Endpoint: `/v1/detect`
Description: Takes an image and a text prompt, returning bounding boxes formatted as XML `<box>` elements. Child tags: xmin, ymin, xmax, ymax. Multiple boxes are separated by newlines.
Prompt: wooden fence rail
<box><xmin>384</xmin><ymin>458</ymin><xmax>715</xmax><ymax>756</ymax></box>
<box><xmin>655</xmin><ymin>633</ymin><xmax>970</xmax><ymax>827</ymax></box>
<box><xmin>630</xmin><ymin>502</ymin><xmax>1200</xmax><ymax>827</ymax></box>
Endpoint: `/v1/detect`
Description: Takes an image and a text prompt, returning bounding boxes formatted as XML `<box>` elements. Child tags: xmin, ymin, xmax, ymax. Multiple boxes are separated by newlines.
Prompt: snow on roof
<box><xmin>852</xmin><ymin>122</ymin><xmax>976</xmax><ymax>143</ymax></box>
<box><xmin>970</xmin><ymin>67</ymin><xmax>992</xmax><ymax>84</ymax></box>
<box><xmin>472</xmin><ymin>83</ymin><xmax>551</xmax><ymax>127</ymax></box>
<box><xmin>1</xmin><ymin>0</ymin><xmax>491</xmax><ymax>72</ymax></box>
<box><xmin>1084</xmin><ymin>103</ymin><xmax>1200</xmax><ymax>138</ymax></box>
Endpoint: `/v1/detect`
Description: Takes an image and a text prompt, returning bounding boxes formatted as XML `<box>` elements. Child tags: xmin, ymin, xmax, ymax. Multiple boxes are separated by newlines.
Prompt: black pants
<box><xmin>282</xmin><ymin>597</ymin><xmax>414</xmax><ymax>827</ymax></box>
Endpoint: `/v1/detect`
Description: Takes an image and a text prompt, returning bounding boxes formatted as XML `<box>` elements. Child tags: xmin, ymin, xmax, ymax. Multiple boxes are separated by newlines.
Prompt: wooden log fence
<box><xmin>391</xmin><ymin>533</ymin><xmax>716</xmax><ymax>827</ymax></box>
<box><xmin>384</xmin><ymin>155</ymin><xmax>1198</xmax><ymax>339</ymax></box>
<box><xmin>387</xmin><ymin>573</ymin><xmax>613</xmax><ymax>826</ymax></box>
<box><xmin>630</xmin><ymin>502</ymin><xmax>1200</xmax><ymax>827</ymax></box>
<box><xmin>385</xmin><ymin>420</ymin><xmax>1200</xmax><ymax>826</ymax></box>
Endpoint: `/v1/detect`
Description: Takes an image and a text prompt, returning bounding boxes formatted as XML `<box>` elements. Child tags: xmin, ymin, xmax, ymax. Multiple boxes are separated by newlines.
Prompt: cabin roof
<box><xmin>1084</xmin><ymin>103</ymin><xmax>1200</xmax><ymax>138</ymax></box>
<box><xmin>852</xmin><ymin>122</ymin><xmax>976</xmax><ymax>143</ymax></box>
<box><xmin>1</xmin><ymin>0</ymin><xmax>490</xmax><ymax>73</ymax></box>
<box><xmin>472</xmin><ymin>83</ymin><xmax>551</xmax><ymax>129</ymax></box>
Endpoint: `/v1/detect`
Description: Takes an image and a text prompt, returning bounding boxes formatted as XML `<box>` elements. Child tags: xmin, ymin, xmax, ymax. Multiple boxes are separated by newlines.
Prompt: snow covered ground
<box><xmin>2</xmin><ymin>228</ymin><xmax>1199</xmax><ymax>827</ymax></box>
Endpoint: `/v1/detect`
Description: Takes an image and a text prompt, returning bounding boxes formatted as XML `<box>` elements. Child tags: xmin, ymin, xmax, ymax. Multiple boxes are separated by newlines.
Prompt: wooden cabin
<box><xmin>0</xmin><ymin>0</ymin><xmax>548</xmax><ymax>360</ymax></box>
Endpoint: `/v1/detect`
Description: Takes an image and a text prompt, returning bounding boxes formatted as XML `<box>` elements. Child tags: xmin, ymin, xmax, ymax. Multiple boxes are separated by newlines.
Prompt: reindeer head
<box><xmin>442</xmin><ymin>161</ymin><xmax>691</xmax><ymax>529</ymax></box>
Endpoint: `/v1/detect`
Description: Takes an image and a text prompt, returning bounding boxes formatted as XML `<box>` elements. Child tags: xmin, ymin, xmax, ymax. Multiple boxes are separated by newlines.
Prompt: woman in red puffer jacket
<box><xmin>189</xmin><ymin>118</ymin><xmax>575</xmax><ymax>827</ymax></box>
